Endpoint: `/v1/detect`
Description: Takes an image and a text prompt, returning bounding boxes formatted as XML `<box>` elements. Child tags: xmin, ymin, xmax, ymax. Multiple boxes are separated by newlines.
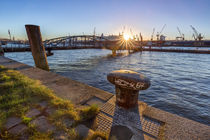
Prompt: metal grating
<box><xmin>95</xmin><ymin>113</ymin><xmax>114</xmax><ymax>134</ymax></box>
<box><xmin>141</xmin><ymin>116</ymin><xmax>161</xmax><ymax>137</ymax></box>
<box><xmin>100</xmin><ymin>102</ymin><xmax>115</xmax><ymax>116</ymax></box>
<box><xmin>98</xmin><ymin>101</ymin><xmax>163</xmax><ymax>138</ymax></box>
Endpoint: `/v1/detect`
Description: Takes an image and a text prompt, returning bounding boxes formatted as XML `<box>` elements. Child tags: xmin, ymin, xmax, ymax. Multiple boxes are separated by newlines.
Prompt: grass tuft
<box><xmin>80</xmin><ymin>104</ymin><xmax>99</xmax><ymax>121</ymax></box>
<box><xmin>86</xmin><ymin>131</ymin><xmax>108</xmax><ymax>140</ymax></box>
<box><xmin>0</xmin><ymin>65</ymin><xmax>80</xmax><ymax>130</ymax></box>
<box><xmin>0</xmin><ymin>65</ymin><xmax>102</xmax><ymax>139</ymax></box>
<box><xmin>22</xmin><ymin>116</ymin><xmax>32</xmax><ymax>125</ymax></box>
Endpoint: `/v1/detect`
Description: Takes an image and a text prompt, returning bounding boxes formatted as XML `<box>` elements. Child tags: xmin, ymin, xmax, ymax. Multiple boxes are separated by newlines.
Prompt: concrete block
<box><xmin>4</xmin><ymin>117</ymin><xmax>22</xmax><ymax>130</ymax></box>
<box><xmin>26</xmin><ymin>108</ymin><xmax>41</xmax><ymax>118</ymax></box>
<box><xmin>30</xmin><ymin>116</ymin><xmax>55</xmax><ymax>133</ymax></box>
<box><xmin>8</xmin><ymin>124</ymin><xmax>27</xmax><ymax>135</ymax></box>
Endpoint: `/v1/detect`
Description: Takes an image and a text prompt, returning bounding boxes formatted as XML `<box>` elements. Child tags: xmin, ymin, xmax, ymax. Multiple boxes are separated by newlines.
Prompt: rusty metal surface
<box><xmin>107</xmin><ymin>70</ymin><xmax>150</xmax><ymax>108</ymax></box>
<box><xmin>107</xmin><ymin>70</ymin><xmax>150</xmax><ymax>91</ymax></box>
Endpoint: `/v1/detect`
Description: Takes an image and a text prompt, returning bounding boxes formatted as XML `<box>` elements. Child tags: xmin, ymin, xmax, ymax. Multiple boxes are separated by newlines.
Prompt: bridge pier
<box><xmin>46</xmin><ymin>49</ymin><xmax>54</xmax><ymax>56</ymax></box>
<box><xmin>112</xmin><ymin>49</ymin><xmax>117</xmax><ymax>56</ymax></box>
<box><xmin>25</xmin><ymin>25</ymin><xmax>49</xmax><ymax>71</ymax></box>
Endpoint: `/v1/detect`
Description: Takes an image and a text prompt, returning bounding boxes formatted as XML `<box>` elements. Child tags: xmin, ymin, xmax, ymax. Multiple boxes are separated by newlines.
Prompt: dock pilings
<box><xmin>0</xmin><ymin>41</ymin><xmax>4</xmax><ymax>56</ymax></box>
<box><xmin>25</xmin><ymin>25</ymin><xmax>49</xmax><ymax>71</ymax></box>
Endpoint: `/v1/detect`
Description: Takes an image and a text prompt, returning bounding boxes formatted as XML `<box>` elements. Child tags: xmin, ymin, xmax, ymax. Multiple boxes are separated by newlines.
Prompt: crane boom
<box><xmin>151</xmin><ymin>28</ymin><xmax>155</xmax><ymax>41</ymax></box>
<box><xmin>93</xmin><ymin>27</ymin><xmax>96</xmax><ymax>36</ymax></box>
<box><xmin>190</xmin><ymin>25</ymin><xmax>199</xmax><ymax>38</ymax></box>
<box><xmin>160</xmin><ymin>24</ymin><xmax>166</xmax><ymax>34</ymax></box>
<box><xmin>177</xmin><ymin>27</ymin><xmax>182</xmax><ymax>37</ymax></box>
<box><xmin>190</xmin><ymin>25</ymin><xmax>203</xmax><ymax>41</ymax></box>
<box><xmin>176</xmin><ymin>27</ymin><xmax>184</xmax><ymax>40</ymax></box>
<box><xmin>156</xmin><ymin>24</ymin><xmax>166</xmax><ymax>41</ymax></box>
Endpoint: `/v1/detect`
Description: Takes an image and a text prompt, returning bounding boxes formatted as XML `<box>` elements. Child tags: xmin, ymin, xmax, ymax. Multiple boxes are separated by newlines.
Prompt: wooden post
<box><xmin>25</xmin><ymin>25</ymin><xmax>49</xmax><ymax>71</ymax></box>
<box><xmin>0</xmin><ymin>41</ymin><xmax>4</xmax><ymax>56</ymax></box>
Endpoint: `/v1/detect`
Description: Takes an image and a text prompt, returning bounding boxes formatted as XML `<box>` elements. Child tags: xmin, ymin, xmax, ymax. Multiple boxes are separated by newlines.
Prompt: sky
<box><xmin>0</xmin><ymin>0</ymin><xmax>210</xmax><ymax>40</ymax></box>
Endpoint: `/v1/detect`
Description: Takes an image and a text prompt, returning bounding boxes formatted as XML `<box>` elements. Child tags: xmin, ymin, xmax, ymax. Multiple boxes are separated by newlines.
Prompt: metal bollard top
<box><xmin>107</xmin><ymin>70</ymin><xmax>150</xmax><ymax>91</ymax></box>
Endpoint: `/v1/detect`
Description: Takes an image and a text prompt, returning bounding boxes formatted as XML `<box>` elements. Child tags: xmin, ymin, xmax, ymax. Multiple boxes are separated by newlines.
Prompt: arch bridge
<box><xmin>2</xmin><ymin>35</ymin><xmax>142</xmax><ymax>53</ymax></box>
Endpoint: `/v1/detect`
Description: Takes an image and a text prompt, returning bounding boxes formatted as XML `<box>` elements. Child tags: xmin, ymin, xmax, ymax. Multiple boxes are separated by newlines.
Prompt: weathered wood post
<box><xmin>0</xmin><ymin>41</ymin><xmax>4</xmax><ymax>56</ymax></box>
<box><xmin>25</xmin><ymin>25</ymin><xmax>49</xmax><ymax>71</ymax></box>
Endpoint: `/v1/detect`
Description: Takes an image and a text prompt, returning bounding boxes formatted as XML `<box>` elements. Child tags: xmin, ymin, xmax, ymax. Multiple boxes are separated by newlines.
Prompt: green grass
<box><xmin>0</xmin><ymin>65</ymin><xmax>100</xmax><ymax>139</ymax></box>
<box><xmin>80</xmin><ymin>104</ymin><xmax>100</xmax><ymax>121</ymax></box>
<box><xmin>0</xmin><ymin>65</ymin><xmax>77</xmax><ymax>127</ymax></box>
<box><xmin>22</xmin><ymin>116</ymin><xmax>32</xmax><ymax>125</ymax></box>
<box><xmin>86</xmin><ymin>131</ymin><xmax>108</xmax><ymax>140</ymax></box>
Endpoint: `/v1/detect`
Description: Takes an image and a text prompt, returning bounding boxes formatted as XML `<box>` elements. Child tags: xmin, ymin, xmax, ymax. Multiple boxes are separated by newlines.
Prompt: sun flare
<box><xmin>123</xmin><ymin>34</ymin><xmax>130</xmax><ymax>41</ymax></box>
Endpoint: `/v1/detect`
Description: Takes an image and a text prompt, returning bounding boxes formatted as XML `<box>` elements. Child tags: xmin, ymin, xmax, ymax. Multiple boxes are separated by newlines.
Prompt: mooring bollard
<box><xmin>25</xmin><ymin>25</ymin><xmax>49</xmax><ymax>71</ymax></box>
<box><xmin>107</xmin><ymin>70</ymin><xmax>150</xmax><ymax>108</ymax></box>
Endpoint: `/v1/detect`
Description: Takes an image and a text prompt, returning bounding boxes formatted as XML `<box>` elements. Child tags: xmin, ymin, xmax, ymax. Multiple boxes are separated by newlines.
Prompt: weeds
<box><xmin>80</xmin><ymin>104</ymin><xmax>99</xmax><ymax>121</ymax></box>
<box><xmin>0</xmin><ymin>65</ymin><xmax>101</xmax><ymax>139</ymax></box>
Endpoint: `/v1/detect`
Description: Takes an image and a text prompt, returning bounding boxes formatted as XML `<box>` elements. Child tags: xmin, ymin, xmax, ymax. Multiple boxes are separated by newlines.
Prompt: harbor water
<box><xmin>5</xmin><ymin>49</ymin><xmax>210</xmax><ymax>125</ymax></box>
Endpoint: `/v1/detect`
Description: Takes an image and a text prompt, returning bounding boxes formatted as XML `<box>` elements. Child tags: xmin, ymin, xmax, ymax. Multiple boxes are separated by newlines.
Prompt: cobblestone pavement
<box><xmin>1</xmin><ymin>100</ymin><xmax>101</xmax><ymax>140</ymax></box>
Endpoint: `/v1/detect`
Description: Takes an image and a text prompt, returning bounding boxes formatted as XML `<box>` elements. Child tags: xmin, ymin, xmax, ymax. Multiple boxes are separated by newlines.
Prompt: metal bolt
<box><xmin>107</xmin><ymin>70</ymin><xmax>150</xmax><ymax>109</ymax></box>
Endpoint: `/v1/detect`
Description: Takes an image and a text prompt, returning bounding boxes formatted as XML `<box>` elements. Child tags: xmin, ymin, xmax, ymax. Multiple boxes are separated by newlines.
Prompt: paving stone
<box><xmin>45</xmin><ymin>107</ymin><xmax>56</xmax><ymax>116</ymax></box>
<box><xmin>109</xmin><ymin>125</ymin><xmax>133</xmax><ymax>140</ymax></box>
<box><xmin>54</xmin><ymin>135</ymin><xmax>68</xmax><ymax>140</ymax></box>
<box><xmin>75</xmin><ymin>124</ymin><xmax>94</xmax><ymax>138</ymax></box>
<box><xmin>8</xmin><ymin>124</ymin><xmax>28</xmax><ymax>135</ymax></box>
<box><xmin>130</xmin><ymin>134</ymin><xmax>145</xmax><ymax>140</ymax></box>
<box><xmin>86</xmin><ymin>96</ymin><xmax>105</xmax><ymax>107</ymax></box>
<box><xmin>4</xmin><ymin>117</ymin><xmax>22</xmax><ymax>129</ymax></box>
<box><xmin>95</xmin><ymin>137</ymin><xmax>104</xmax><ymax>140</ymax></box>
<box><xmin>19</xmin><ymin>133</ymin><xmax>30</xmax><ymax>140</ymax></box>
<box><xmin>53</xmin><ymin>130</ymin><xmax>69</xmax><ymax>140</ymax></box>
<box><xmin>26</xmin><ymin>108</ymin><xmax>41</xmax><ymax>118</ymax></box>
<box><xmin>38</xmin><ymin>101</ymin><xmax>48</xmax><ymax>109</ymax></box>
<box><xmin>30</xmin><ymin>116</ymin><xmax>55</xmax><ymax>133</ymax></box>
<box><xmin>62</xmin><ymin>117</ymin><xmax>75</xmax><ymax>128</ymax></box>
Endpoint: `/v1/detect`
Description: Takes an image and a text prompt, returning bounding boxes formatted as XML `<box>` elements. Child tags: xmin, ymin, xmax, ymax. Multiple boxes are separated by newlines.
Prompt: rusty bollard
<box><xmin>107</xmin><ymin>70</ymin><xmax>150</xmax><ymax>109</ymax></box>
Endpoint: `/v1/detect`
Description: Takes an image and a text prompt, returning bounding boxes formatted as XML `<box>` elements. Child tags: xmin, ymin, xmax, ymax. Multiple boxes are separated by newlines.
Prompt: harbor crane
<box><xmin>156</xmin><ymin>24</ymin><xmax>166</xmax><ymax>41</ymax></box>
<box><xmin>8</xmin><ymin>29</ymin><xmax>11</xmax><ymax>40</ymax></box>
<box><xmin>176</xmin><ymin>27</ymin><xmax>184</xmax><ymax>40</ymax></box>
<box><xmin>190</xmin><ymin>25</ymin><xmax>203</xmax><ymax>41</ymax></box>
<box><xmin>93</xmin><ymin>27</ymin><xmax>96</xmax><ymax>36</ymax></box>
<box><xmin>151</xmin><ymin>28</ymin><xmax>155</xmax><ymax>41</ymax></box>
